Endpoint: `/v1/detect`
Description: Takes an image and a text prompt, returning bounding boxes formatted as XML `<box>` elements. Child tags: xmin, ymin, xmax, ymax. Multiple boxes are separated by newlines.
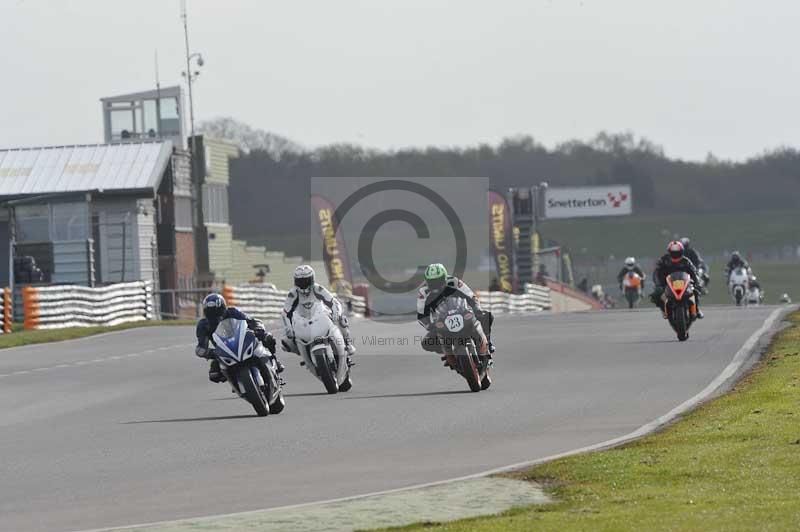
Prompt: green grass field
<box><xmin>0</xmin><ymin>320</ymin><xmax>194</xmax><ymax>350</ymax></box>
<box><xmin>540</xmin><ymin>209</ymin><xmax>799</xmax><ymax>261</ymax></box>
<box><xmin>373</xmin><ymin>311</ymin><xmax>800</xmax><ymax>532</ymax></box>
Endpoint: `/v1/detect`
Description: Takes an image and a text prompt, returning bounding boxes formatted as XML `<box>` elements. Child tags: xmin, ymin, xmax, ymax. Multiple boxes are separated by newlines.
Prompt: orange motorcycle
<box><xmin>663</xmin><ymin>271</ymin><xmax>698</xmax><ymax>341</ymax></box>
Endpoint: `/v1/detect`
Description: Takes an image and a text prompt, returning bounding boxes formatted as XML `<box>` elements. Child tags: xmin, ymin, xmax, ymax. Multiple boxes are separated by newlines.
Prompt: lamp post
<box><xmin>181</xmin><ymin>0</ymin><xmax>207</xmax><ymax>284</ymax></box>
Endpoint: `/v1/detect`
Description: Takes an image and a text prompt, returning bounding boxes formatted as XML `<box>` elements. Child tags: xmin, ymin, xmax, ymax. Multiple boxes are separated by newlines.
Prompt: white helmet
<box><xmin>293</xmin><ymin>265</ymin><xmax>315</xmax><ymax>294</ymax></box>
<box><xmin>624</xmin><ymin>257</ymin><xmax>636</xmax><ymax>268</ymax></box>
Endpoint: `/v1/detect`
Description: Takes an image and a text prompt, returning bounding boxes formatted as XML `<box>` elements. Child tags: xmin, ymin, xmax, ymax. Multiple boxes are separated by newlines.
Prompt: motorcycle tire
<box><xmin>455</xmin><ymin>344</ymin><xmax>482</xmax><ymax>392</ymax></box>
<box><xmin>339</xmin><ymin>373</ymin><xmax>353</xmax><ymax>392</ymax></box>
<box><xmin>314</xmin><ymin>351</ymin><xmax>339</xmax><ymax>394</ymax></box>
<box><xmin>239</xmin><ymin>366</ymin><xmax>269</xmax><ymax>416</ymax></box>
<box><xmin>269</xmin><ymin>390</ymin><xmax>286</xmax><ymax>414</ymax></box>
<box><xmin>675</xmin><ymin>304</ymin><xmax>689</xmax><ymax>342</ymax></box>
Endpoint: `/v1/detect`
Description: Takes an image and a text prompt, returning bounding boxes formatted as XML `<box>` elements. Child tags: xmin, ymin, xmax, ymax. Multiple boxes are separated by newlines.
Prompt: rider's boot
<box><xmin>209</xmin><ymin>359</ymin><xmax>226</xmax><ymax>383</ymax></box>
<box><xmin>271</xmin><ymin>354</ymin><xmax>285</xmax><ymax>374</ymax></box>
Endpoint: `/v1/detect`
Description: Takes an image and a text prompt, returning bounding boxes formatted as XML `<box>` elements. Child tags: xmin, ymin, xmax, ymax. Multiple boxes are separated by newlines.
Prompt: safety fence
<box><xmin>22</xmin><ymin>281</ymin><xmax>154</xmax><ymax>330</ymax></box>
<box><xmin>476</xmin><ymin>284</ymin><xmax>552</xmax><ymax>314</ymax></box>
<box><xmin>222</xmin><ymin>284</ymin><xmax>368</xmax><ymax>322</ymax></box>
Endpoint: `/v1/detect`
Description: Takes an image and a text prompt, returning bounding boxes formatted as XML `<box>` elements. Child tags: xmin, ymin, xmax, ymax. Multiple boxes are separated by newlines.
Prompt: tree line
<box><xmin>200</xmin><ymin>118</ymin><xmax>800</xmax><ymax>257</ymax></box>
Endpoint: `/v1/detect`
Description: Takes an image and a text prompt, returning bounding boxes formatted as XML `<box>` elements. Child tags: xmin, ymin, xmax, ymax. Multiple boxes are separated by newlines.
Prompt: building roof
<box><xmin>0</xmin><ymin>140</ymin><xmax>174</xmax><ymax>197</ymax></box>
<box><xmin>100</xmin><ymin>85</ymin><xmax>181</xmax><ymax>103</ymax></box>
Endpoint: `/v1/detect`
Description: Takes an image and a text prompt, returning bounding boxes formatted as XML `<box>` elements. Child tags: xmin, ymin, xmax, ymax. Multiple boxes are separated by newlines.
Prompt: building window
<box><xmin>174</xmin><ymin>196</ymin><xmax>193</xmax><ymax>230</ymax></box>
<box><xmin>16</xmin><ymin>202</ymin><xmax>89</xmax><ymax>242</ymax></box>
<box><xmin>16</xmin><ymin>204</ymin><xmax>50</xmax><ymax>242</ymax></box>
<box><xmin>52</xmin><ymin>202</ymin><xmax>89</xmax><ymax>241</ymax></box>
<box><xmin>203</xmin><ymin>184</ymin><xmax>228</xmax><ymax>225</ymax></box>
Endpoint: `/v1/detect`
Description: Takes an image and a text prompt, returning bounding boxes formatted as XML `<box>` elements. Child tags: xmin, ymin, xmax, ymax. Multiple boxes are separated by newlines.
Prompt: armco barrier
<box><xmin>22</xmin><ymin>281</ymin><xmax>154</xmax><ymax>330</ymax></box>
<box><xmin>476</xmin><ymin>284</ymin><xmax>552</xmax><ymax>314</ymax></box>
<box><xmin>223</xmin><ymin>284</ymin><xmax>367</xmax><ymax>321</ymax></box>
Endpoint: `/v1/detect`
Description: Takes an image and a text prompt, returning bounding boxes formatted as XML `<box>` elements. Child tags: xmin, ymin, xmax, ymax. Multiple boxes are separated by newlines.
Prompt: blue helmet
<box><xmin>202</xmin><ymin>293</ymin><xmax>226</xmax><ymax>321</ymax></box>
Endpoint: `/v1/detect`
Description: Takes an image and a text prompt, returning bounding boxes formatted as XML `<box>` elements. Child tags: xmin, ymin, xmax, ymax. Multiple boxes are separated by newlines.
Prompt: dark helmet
<box><xmin>202</xmin><ymin>293</ymin><xmax>226</xmax><ymax>321</ymax></box>
<box><xmin>667</xmin><ymin>240</ymin><xmax>684</xmax><ymax>263</ymax></box>
<box><xmin>680</xmin><ymin>237</ymin><xmax>691</xmax><ymax>250</ymax></box>
<box><xmin>731</xmin><ymin>250</ymin><xmax>741</xmax><ymax>261</ymax></box>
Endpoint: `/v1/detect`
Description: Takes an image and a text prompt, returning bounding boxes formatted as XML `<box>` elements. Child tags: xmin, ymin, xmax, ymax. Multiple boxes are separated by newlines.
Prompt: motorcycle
<box><xmin>728</xmin><ymin>267</ymin><xmax>749</xmax><ymax>306</ymax></box>
<box><xmin>696</xmin><ymin>265</ymin><xmax>710</xmax><ymax>290</ymax></box>
<box><xmin>292</xmin><ymin>300</ymin><xmax>353</xmax><ymax>394</ymax></box>
<box><xmin>432</xmin><ymin>295</ymin><xmax>492</xmax><ymax>392</ymax></box>
<box><xmin>210</xmin><ymin>317</ymin><xmax>285</xmax><ymax>416</ymax></box>
<box><xmin>662</xmin><ymin>271</ymin><xmax>697</xmax><ymax>342</ymax></box>
<box><xmin>746</xmin><ymin>285</ymin><xmax>764</xmax><ymax>306</ymax></box>
<box><xmin>622</xmin><ymin>271</ymin><xmax>643</xmax><ymax>309</ymax></box>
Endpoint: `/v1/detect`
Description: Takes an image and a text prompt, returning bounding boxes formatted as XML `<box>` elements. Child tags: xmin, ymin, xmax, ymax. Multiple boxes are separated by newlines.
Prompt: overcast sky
<box><xmin>1</xmin><ymin>0</ymin><xmax>797</xmax><ymax>161</ymax></box>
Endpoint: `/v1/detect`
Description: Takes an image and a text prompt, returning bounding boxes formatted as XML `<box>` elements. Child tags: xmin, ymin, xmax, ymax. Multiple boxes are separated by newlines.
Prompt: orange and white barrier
<box><xmin>22</xmin><ymin>281</ymin><xmax>154</xmax><ymax>330</ymax></box>
<box><xmin>223</xmin><ymin>283</ymin><xmax>367</xmax><ymax>321</ymax></box>
<box><xmin>476</xmin><ymin>284</ymin><xmax>552</xmax><ymax>314</ymax></box>
<box><xmin>2</xmin><ymin>287</ymin><xmax>11</xmax><ymax>334</ymax></box>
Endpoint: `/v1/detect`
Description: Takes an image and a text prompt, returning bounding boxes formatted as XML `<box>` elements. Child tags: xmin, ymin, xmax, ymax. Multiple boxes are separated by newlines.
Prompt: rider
<box><xmin>649</xmin><ymin>241</ymin><xmax>705</xmax><ymax>319</ymax></box>
<box><xmin>195</xmin><ymin>293</ymin><xmax>282</xmax><ymax>383</ymax></box>
<box><xmin>724</xmin><ymin>251</ymin><xmax>750</xmax><ymax>283</ymax></box>
<box><xmin>680</xmin><ymin>237</ymin><xmax>710</xmax><ymax>287</ymax></box>
<box><xmin>616</xmin><ymin>257</ymin><xmax>646</xmax><ymax>291</ymax></box>
<box><xmin>281</xmin><ymin>265</ymin><xmax>356</xmax><ymax>363</ymax></box>
<box><xmin>417</xmin><ymin>263</ymin><xmax>494</xmax><ymax>359</ymax></box>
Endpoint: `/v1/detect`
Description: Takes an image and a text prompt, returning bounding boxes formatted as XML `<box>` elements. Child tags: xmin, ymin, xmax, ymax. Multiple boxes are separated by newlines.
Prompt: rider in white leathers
<box><xmin>280</xmin><ymin>265</ymin><xmax>356</xmax><ymax>363</ymax></box>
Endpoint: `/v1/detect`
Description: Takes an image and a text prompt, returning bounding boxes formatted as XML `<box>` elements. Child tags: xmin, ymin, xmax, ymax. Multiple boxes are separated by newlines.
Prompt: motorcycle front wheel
<box><xmin>313</xmin><ymin>349</ymin><xmax>339</xmax><ymax>394</ymax></box>
<box><xmin>454</xmin><ymin>343</ymin><xmax>482</xmax><ymax>392</ymax></box>
<box><xmin>238</xmin><ymin>365</ymin><xmax>269</xmax><ymax>416</ymax></box>
<box><xmin>674</xmin><ymin>303</ymin><xmax>689</xmax><ymax>342</ymax></box>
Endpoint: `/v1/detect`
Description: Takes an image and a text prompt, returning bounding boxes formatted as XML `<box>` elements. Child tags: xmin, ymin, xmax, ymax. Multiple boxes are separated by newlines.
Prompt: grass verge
<box><xmin>0</xmin><ymin>320</ymin><xmax>194</xmax><ymax>350</ymax></box>
<box><xmin>375</xmin><ymin>311</ymin><xmax>800</xmax><ymax>532</ymax></box>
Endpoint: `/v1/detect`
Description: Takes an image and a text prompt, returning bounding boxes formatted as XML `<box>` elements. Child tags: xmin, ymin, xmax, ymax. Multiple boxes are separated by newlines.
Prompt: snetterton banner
<box><xmin>543</xmin><ymin>185</ymin><xmax>633</xmax><ymax>219</ymax></box>
<box><xmin>487</xmin><ymin>190</ymin><xmax>514</xmax><ymax>293</ymax></box>
<box><xmin>310</xmin><ymin>194</ymin><xmax>354</xmax><ymax>296</ymax></box>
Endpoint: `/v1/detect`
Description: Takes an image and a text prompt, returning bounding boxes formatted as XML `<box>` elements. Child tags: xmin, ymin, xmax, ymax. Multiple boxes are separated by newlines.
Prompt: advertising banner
<box><xmin>544</xmin><ymin>185</ymin><xmax>633</xmax><ymax>219</ymax></box>
<box><xmin>310</xmin><ymin>194</ymin><xmax>353</xmax><ymax>296</ymax></box>
<box><xmin>487</xmin><ymin>190</ymin><xmax>514</xmax><ymax>292</ymax></box>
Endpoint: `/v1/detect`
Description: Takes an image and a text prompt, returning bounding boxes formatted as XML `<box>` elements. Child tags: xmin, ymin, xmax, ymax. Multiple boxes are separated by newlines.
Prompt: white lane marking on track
<box><xmin>70</xmin><ymin>307</ymin><xmax>794</xmax><ymax>532</ymax></box>
<box><xmin>6</xmin><ymin>342</ymin><xmax>191</xmax><ymax>377</ymax></box>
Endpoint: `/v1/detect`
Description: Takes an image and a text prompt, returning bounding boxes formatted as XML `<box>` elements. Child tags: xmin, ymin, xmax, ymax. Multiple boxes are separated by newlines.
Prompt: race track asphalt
<box><xmin>0</xmin><ymin>306</ymin><xmax>778</xmax><ymax>532</ymax></box>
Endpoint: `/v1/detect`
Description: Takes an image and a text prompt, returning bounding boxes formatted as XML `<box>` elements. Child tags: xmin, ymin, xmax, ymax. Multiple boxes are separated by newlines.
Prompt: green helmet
<box><xmin>424</xmin><ymin>263</ymin><xmax>448</xmax><ymax>290</ymax></box>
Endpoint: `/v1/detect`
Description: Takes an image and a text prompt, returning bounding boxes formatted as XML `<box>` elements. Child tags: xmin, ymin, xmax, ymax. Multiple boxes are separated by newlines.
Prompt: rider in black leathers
<box><xmin>195</xmin><ymin>293</ymin><xmax>282</xmax><ymax>383</ymax></box>
<box><xmin>650</xmin><ymin>241</ymin><xmax>705</xmax><ymax>319</ymax></box>
<box><xmin>680</xmin><ymin>237</ymin><xmax>710</xmax><ymax>287</ymax></box>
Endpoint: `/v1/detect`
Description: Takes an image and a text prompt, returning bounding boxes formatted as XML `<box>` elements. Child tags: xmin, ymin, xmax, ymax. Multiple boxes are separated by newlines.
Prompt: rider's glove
<box><xmin>262</xmin><ymin>334</ymin><xmax>277</xmax><ymax>354</ymax></box>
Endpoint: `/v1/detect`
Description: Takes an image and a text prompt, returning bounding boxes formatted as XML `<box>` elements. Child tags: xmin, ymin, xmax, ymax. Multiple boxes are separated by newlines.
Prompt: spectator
<box><xmin>577</xmin><ymin>277</ymin><xmax>589</xmax><ymax>293</ymax></box>
<box><xmin>535</xmin><ymin>264</ymin><xmax>549</xmax><ymax>286</ymax></box>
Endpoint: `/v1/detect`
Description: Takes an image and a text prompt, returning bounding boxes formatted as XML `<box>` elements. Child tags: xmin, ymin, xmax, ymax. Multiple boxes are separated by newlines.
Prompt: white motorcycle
<box><xmin>291</xmin><ymin>301</ymin><xmax>353</xmax><ymax>394</ymax></box>
<box><xmin>209</xmin><ymin>317</ymin><xmax>285</xmax><ymax>416</ymax></box>
<box><xmin>728</xmin><ymin>267</ymin><xmax>749</xmax><ymax>306</ymax></box>
<box><xmin>746</xmin><ymin>285</ymin><xmax>764</xmax><ymax>306</ymax></box>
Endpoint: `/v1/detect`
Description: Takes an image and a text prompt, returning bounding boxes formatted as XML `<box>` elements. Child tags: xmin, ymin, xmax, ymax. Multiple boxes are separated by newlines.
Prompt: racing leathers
<box><xmin>280</xmin><ymin>284</ymin><xmax>356</xmax><ymax>359</ymax></box>
<box><xmin>650</xmin><ymin>255</ymin><xmax>705</xmax><ymax>315</ymax></box>
<box><xmin>684</xmin><ymin>247</ymin><xmax>710</xmax><ymax>286</ymax></box>
<box><xmin>417</xmin><ymin>276</ymin><xmax>494</xmax><ymax>356</ymax></box>
<box><xmin>195</xmin><ymin>307</ymin><xmax>280</xmax><ymax>383</ymax></box>
<box><xmin>617</xmin><ymin>264</ymin><xmax>646</xmax><ymax>291</ymax></box>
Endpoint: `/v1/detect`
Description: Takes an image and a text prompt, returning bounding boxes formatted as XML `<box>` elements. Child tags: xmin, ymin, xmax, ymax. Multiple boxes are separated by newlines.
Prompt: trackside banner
<box><xmin>487</xmin><ymin>190</ymin><xmax>514</xmax><ymax>293</ymax></box>
<box><xmin>310</xmin><ymin>194</ymin><xmax>354</xmax><ymax>296</ymax></box>
<box><xmin>543</xmin><ymin>185</ymin><xmax>633</xmax><ymax>219</ymax></box>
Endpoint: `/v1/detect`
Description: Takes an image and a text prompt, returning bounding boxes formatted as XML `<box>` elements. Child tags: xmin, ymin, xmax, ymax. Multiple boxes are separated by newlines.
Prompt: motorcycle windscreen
<box><xmin>213</xmin><ymin>318</ymin><xmax>248</xmax><ymax>360</ymax></box>
<box><xmin>667</xmin><ymin>272</ymin><xmax>691</xmax><ymax>300</ymax></box>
